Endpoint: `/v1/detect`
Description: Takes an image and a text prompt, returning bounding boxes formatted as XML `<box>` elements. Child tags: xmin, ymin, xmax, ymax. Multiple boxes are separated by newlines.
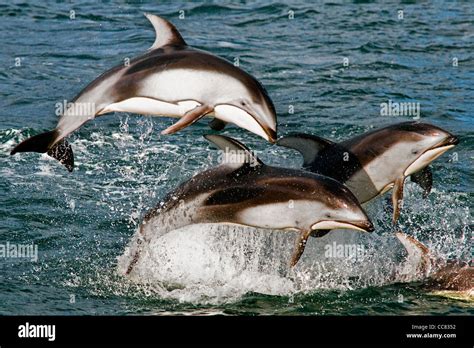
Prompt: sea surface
<box><xmin>0</xmin><ymin>1</ymin><xmax>473</xmax><ymax>315</ymax></box>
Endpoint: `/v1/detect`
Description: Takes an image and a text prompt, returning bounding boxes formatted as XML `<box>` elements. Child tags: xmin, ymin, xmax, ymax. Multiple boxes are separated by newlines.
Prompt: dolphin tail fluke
<box><xmin>11</xmin><ymin>130</ymin><xmax>58</xmax><ymax>155</ymax></box>
<box><xmin>11</xmin><ymin>130</ymin><xmax>74</xmax><ymax>172</ymax></box>
<box><xmin>47</xmin><ymin>139</ymin><xmax>74</xmax><ymax>172</ymax></box>
<box><xmin>290</xmin><ymin>230</ymin><xmax>311</xmax><ymax>267</ymax></box>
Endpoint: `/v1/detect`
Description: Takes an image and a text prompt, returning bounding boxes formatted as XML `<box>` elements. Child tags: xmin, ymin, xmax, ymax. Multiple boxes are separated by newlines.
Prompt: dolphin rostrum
<box><xmin>395</xmin><ymin>232</ymin><xmax>473</xmax><ymax>297</ymax></box>
<box><xmin>11</xmin><ymin>14</ymin><xmax>277</xmax><ymax>171</ymax></box>
<box><xmin>277</xmin><ymin>122</ymin><xmax>459</xmax><ymax>224</ymax></box>
<box><xmin>124</xmin><ymin>135</ymin><xmax>374</xmax><ymax>274</ymax></box>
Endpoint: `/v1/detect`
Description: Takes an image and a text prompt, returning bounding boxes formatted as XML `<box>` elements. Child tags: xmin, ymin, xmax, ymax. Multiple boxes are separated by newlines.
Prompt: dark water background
<box><xmin>0</xmin><ymin>1</ymin><xmax>472</xmax><ymax>315</ymax></box>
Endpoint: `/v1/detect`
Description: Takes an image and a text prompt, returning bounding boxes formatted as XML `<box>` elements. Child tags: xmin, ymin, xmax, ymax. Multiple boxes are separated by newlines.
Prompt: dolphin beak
<box><xmin>242</xmin><ymin>105</ymin><xmax>277</xmax><ymax>143</ymax></box>
<box><xmin>245</xmin><ymin>116</ymin><xmax>276</xmax><ymax>143</ymax></box>
<box><xmin>430</xmin><ymin>133</ymin><xmax>459</xmax><ymax>150</ymax></box>
<box><xmin>404</xmin><ymin>133</ymin><xmax>459</xmax><ymax>176</ymax></box>
<box><xmin>441</xmin><ymin>134</ymin><xmax>459</xmax><ymax>147</ymax></box>
<box><xmin>348</xmin><ymin>220</ymin><xmax>375</xmax><ymax>232</ymax></box>
<box><xmin>311</xmin><ymin>219</ymin><xmax>374</xmax><ymax>232</ymax></box>
<box><xmin>214</xmin><ymin>103</ymin><xmax>277</xmax><ymax>143</ymax></box>
<box><xmin>248</xmin><ymin>112</ymin><xmax>277</xmax><ymax>143</ymax></box>
<box><xmin>263</xmin><ymin>127</ymin><xmax>277</xmax><ymax>143</ymax></box>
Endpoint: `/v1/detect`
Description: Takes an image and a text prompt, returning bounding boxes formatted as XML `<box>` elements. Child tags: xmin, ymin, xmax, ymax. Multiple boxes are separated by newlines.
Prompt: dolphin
<box><xmin>277</xmin><ymin>122</ymin><xmax>459</xmax><ymax>224</ymax></box>
<box><xmin>124</xmin><ymin>134</ymin><xmax>374</xmax><ymax>274</ymax></box>
<box><xmin>10</xmin><ymin>14</ymin><xmax>277</xmax><ymax>172</ymax></box>
<box><xmin>395</xmin><ymin>232</ymin><xmax>473</xmax><ymax>298</ymax></box>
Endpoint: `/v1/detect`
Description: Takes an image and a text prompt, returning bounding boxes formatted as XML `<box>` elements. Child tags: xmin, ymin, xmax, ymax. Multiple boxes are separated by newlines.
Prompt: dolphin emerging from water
<box><xmin>124</xmin><ymin>135</ymin><xmax>374</xmax><ymax>274</ymax></box>
<box><xmin>278</xmin><ymin>122</ymin><xmax>459</xmax><ymax>224</ymax></box>
<box><xmin>395</xmin><ymin>232</ymin><xmax>473</xmax><ymax>298</ymax></box>
<box><xmin>11</xmin><ymin>14</ymin><xmax>277</xmax><ymax>171</ymax></box>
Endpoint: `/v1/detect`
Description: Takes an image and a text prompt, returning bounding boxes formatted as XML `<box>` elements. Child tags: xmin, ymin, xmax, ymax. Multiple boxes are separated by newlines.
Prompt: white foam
<box><xmin>117</xmin><ymin>223</ymin><xmax>403</xmax><ymax>303</ymax></box>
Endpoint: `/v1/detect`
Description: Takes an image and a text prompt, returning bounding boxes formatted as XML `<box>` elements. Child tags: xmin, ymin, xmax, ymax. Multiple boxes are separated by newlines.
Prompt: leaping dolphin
<box><xmin>11</xmin><ymin>14</ymin><xmax>277</xmax><ymax>171</ymax></box>
<box><xmin>277</xmin><ymin>122</ymin><xmax>459</xmax><ymax>224</ymax></box>
<box><xmin>396</xmin><ymin>232</ymin><xmax>473</xmax><ymax>298</ymax></box>
<box><xmin>124</xmin><ymin>135</ymin><xmax>374</xmax><ymax>274</ymax></box>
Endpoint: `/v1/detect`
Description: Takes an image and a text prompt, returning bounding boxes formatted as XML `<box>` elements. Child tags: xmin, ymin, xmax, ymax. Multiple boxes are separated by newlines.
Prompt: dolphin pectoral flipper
<box><xmin>392</xmin><ymin>177</ymin><xmax>405</xmax><ymax>224</ymax></box>
<box><xmin>277</xmin><ymin>134</ymin><xmax>334</xmax><ymax>167</ymax></box>
<box><xmin>161</xmin><ymin>104</ymin><xmax>214</xmax><ymax>135</ymax></box>
<box><xmin>411</xmin><ymin>166</ymin><xmax>432</xmax><ymax>198</ymax></box>
<box><xmin>290</xmin><ymin>230</ymin><xmax>312</xmax><ymax>267</ymax></box>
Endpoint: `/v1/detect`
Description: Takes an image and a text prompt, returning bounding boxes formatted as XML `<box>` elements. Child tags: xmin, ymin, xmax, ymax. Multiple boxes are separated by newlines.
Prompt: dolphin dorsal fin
<box><xmin>144</xmin><ymin>13</ymin><xmax>187</xmax><ymax>50</ymax></box>
<box><xmin>204</xmin><ymin>134</ymin><xmax>263</xmax><ymax>168</ymax></box>
<box><xmin>277</xmin><ymin>133</ymin><xmax>334</xmax><ymax>167</ymax></box>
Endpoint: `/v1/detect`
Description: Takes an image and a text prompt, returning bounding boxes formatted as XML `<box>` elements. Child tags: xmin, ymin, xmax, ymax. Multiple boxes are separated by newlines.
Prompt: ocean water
<box><xmin>0</xmin><ymin>1</ymin><xmax>473</xmax><ymax>315</ymax></box>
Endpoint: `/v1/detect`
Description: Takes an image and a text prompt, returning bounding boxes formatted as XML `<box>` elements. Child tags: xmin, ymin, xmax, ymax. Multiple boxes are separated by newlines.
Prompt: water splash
<box><xmin>114</xmin><ymin>176</ymin><xmax>471</xmax><ymax>305</ymax></box>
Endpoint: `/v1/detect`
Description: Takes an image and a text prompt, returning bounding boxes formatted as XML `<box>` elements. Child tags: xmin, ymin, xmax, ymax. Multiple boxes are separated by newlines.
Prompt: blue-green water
<box><xmin>0</xmin><ymin>1</ymin><xmax>473</xmax><ymax>315</ymax></box>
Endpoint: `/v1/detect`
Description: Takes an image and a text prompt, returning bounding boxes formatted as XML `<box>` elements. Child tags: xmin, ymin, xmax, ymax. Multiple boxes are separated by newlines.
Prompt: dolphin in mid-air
<box><xmin>11</xmin><ymin>14</ymin><xmax>277</xmax><ymax>171</ymax></box>
<box><xmin>124</xmin><ymin>135</ymin><xmax>374</xmax><ymax>274</ymax></box>
<box><xmin>395</xmin><ymin>232</ymin><xmax>473</xmax><ymax>299</ymax></box>
<box><xmin>278</xmin><ymin>122</ymin><xmax>458</xmax><ymax>224</ymax></box>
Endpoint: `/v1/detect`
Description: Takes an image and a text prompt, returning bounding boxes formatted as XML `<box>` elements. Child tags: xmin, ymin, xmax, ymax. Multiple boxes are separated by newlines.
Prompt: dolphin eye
<box><xmin>325</xmin><ymin>213</ymin><xmax>331</xmax><ymax>218</ymax></box>
<box><xmin>241</xmin><ymin>101</ymin><xmax>246</xmax><ymax>106</ymax></box>
<box><xmin>412</xmin><ymin>150</ymin><xmax>419</xmax><ymax>155</ymax></box>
